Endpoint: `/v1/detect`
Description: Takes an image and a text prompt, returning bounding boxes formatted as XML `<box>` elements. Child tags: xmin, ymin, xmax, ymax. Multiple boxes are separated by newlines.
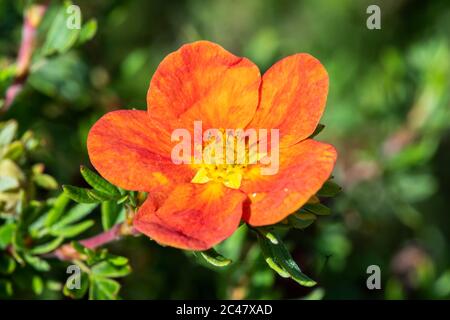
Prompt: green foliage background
<box><xmin>1</xmin><ymin>0</ymin><xmax>450</xmax><ymax>299</ymax></box>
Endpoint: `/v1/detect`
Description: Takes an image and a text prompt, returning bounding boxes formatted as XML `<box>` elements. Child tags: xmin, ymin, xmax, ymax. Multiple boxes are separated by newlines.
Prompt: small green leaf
<box><xmin>304</xmin><ymin>203</ymin><xmax>331</xmax><ymax>216</ymax></box>
<box><xmin>53</xmin><ymin>203</ymin><xmax>98</xmax><ymax>228</ymax></box>
<box><xmin>0</xmin><ymin>223</ymin><xmax>16</xmax><ymax>249</ymax></box>
<box><xmin>92</xmin><ymin>261</ymin><xmax>131</xmax><ymax>278</ymax></box>
<box><xmin>198</xmin><ymin>248</ymin><xmax>232</xmax><ymax>267</ymax></box>
<box><xmin>309</xmin><ymin>124</ymin><xmax>325</xmax><ymax>138</ymax></box>
<box><xmin>0</xmin><ymin>255</ymin><xmax>16</xmax><ymax>275</ymax></box>
<box><xmin>87</xmin><ymin>189</ymin><xmax>114</xmax><ymax>202</ymax></box>
<box><xmin>287</xmin><ymin>211</ymin><xmax>317</xmax><ymax>229</ymax></box>
<box><xmin>3</xmin><ymin>141</ymin><xmax>25</xmax><ymax>160</ymax></box>
<box><xmin>32</xmin><ymin>275</ymin><xmax>44</xmax><ymax>296</ymax></box>
<box><xmin>256</xmin><ymin>229</ymin><xmax>316</xmax><ymax>287</ymax></box>
<box><xmin>101</xmin><ymin>201</ymin><xmax>120</xmax><ymax>230</ymax></box>
<box><xmin>30</xmin><ymin>236</ymin><xmax>64</xmax><ymax>255</ymax></box>
<box><xmin>45</xmin><ymin>193</ymin><xmax>71</xmax><ymax>227</ymax></box>
<box><xmin>89</xmin><ymin>276</ymin><xmax>120</xmax><ymax>300</ymax></box>
<box><xmin>80</xmin><ymin>166</ymin><xmax>120</xmax><ymax>196</ymax></box>
<box><xmin>0</xmin><ymin>120</ymin><xmax>18</xmax><ymax>146</ymax></box>
<box><xmin>317</xmin><ymin>180</ymin><xmax>342</xmax><ymax>197</ymax></box>
<box><xmin>78</xmin><ymin>19</ymin><xmax>97</xmax><ymax>44</ymax></box>
<box><xmin>50</xmin><ymin>220</ymin><xmax>94</xmax><ymax>238</ymax></box>
<box><xmin>0</xmin><ymin>279</ymin><xmax>13</xmax><ymax>298</ymax></box>
<box><xmin>63</xmin><ymin>185</ymin><xmax>99</xmax><ymax>203</ymax></box>
<box><xmin>63</xmin><ymin>272</ymin><xmax>89</xmax><ymax>299</ymax></box>
<box><xmin>24</xmin><ymin>254</ymin><xmax>51</xmax><ymax>272</ymax></box>
<box><xmin>33</xmin><ymin>173</ymin><xmax>59</xmax><ymax>190</ymax></box>
<box><xmin>42</xmin><ymin>4</ymin><xmax>80</xmax><ymax>56</ymax></box>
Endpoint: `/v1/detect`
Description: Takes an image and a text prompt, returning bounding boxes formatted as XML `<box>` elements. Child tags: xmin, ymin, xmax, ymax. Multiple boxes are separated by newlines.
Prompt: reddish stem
<box><xmin>2</xmin><ymin>3</ymin><xmax>48</xmax><ymax>113</ymax></box>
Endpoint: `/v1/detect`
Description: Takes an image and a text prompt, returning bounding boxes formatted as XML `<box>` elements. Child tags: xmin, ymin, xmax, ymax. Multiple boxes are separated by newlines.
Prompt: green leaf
<box><xmin>33</xmin><ymin>173</ymin><xmax>59</xmax><ymax>190</ymax></box>
<box><xmin>0</xmin><ymin>223</ymin><xmax>16</xmax><ymax>249</ymax></box>
<box><xmin>32</xmin><ymin>275</ymin><xmax>44</xmax><ymax>296</ymax></box>
<box><xmin>63</xmin><ymin>185</ymin><xmax>99</xmax><ymax>203</ymax></box>
<box><xmin>42</xmin><ymin>4</ymin><xmax>81</xmax><ymax>56</ymax></box>
<box><xmin>89</xmin><ymin>277</ymin><xmax>120</xmax><ymax>300</ymax></box>
<box><xmin>304</xmin><ymin>203</ymin><xmax>331</xmax><ymax>216</ymax></box>
<box><xmin>78</xmin><ymin>19</ymin><xmax>97</xmax><ymax>44</ymax></box>
<box><xmin>80</xmin><ymin>166</ymin><xmax>120</xmax><ymax>196</ymax></box>
<box><xmin>101</xmin><ymin>201</ymin><xmax>120</xmax><ymax>230</ymax></box>
<box><xmin>92</xmin><ymin>261</ymin><xmax>131</xmax><ymax>278</ymax></box>
<box><xmin>287</xmin><ymin>211</ymin><xmax>317</xmax><ymax>229</ymax></box>
<box><xmin>53</xmin><ymin>203</ymin><xmax>98</xmax><ymax>228</ymax></box>
<box><xmin>0</xmin><ymin>120</ymin><xmax>18</xmax><ymax>146</ymax></box>
<box><xmin>50</xmin><ymin>220</ymin><xmax>94</xmax><ymax>238</ymax></box>
<box><xmin>45</xmin><ymin>193</ymin><xmax>71</xmax><ymax>227</ymax></box>
<box><xmin>24</xmin><ymin>254</ymin><xmax>51</xmax><ymax>272</ymax></box>
<box><xmin>198</xmin><ymin>248</ymin><xmax>232</xmax><ymax>267</ymax></box>
<box><xmin>256</xmin><ymin>229</ymin><xmax>316</xmax><ymax>287</ymax></box>
<box><xmin>87</xmin><ymin>189</ymin><xmax>114</xmax><ymax>202</ymax></box>
<box><xmin>30</xmin><ymin>236</ymin><xmax>64</xmax><ymax>255</ymax></box>
<box><xmin>0</xmin><ymin>279</ymin><xmax>13</xmax><ymax>298</ymax></box>
<box><xmin>0</xmin><ymin>255</ymin><xmax>16</xmax><ymax>275</ymax></box>
<box><xmin>309</xmin><ymin>123</ymin><xmax>325</xmax><ymax>138</ymax></box>
<box><xmin>63</xmin><ymin>272</ymin><xmax>89</xmax><ymax>299</ymax></box>
<box><xmin>317</xmin><ymin>180</ymin><xmax>342</xmax><ymax>197</ymax></box>
<box><xmin>3</xmin><ymin>141</ymin><xmax>25</xmax><ymax>160</ymax></box>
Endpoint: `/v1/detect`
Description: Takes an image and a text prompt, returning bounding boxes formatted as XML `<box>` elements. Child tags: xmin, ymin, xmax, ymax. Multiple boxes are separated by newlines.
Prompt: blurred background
<box><xmin>1</xmin><ymin>0</ymin><xmax>450</xmax><ymax>299</ymax></box>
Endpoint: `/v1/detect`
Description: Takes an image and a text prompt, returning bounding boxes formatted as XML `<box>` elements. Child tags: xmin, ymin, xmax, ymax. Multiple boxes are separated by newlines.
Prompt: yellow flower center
<box><xmin>190</xmin><ymin>130</ymin><xmax>257</xmax><ymax>189</ymax></box>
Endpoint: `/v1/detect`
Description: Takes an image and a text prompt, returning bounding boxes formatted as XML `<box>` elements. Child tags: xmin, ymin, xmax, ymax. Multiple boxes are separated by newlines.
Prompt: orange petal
<box><xmin>247</xmin><ymin>54</ymin><xmax>329</xmax><ymax>147</ymax></box>
<box><xmin>147</xmin><ymin>41</ymin><xmax>261</xmax><ymax>130</ymax></box>
<box><xmin>241</xmin><ymin>139</ymin><xmax>337</xmax><ymax>226</ymax></box>
<box><xmin>133</xmin><ymin>182</ymin><xmax>246</xmax><ymax>250</ymax></box>
<box><xmin>87</xmin><ymin>110</ymin><xmax>194</xmax><ymax>192</ymax></box>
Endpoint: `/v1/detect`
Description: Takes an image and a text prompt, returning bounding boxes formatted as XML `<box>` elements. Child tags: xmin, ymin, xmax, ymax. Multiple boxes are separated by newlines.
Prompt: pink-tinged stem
<box><xmin>2</xmin><ymin>3</ymin><xmax>48</xmax><ymax>113</ymax></box>
<box><xmin>52</xmin><ymin>223</ymin><xmax>140</xmax><ymax>261</ymax></box>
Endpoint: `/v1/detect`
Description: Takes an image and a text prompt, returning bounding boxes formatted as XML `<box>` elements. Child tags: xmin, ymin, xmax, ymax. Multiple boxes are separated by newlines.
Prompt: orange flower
<box><xmin>87</xmin><ymin>41</ymin><xmax>337</xmax><ymax>251</ymax></box>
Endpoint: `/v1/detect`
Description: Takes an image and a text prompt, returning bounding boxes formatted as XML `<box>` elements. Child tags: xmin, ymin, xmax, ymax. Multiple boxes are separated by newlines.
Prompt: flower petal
<box><xmin>87</xmin><ymin>110</ymin><xmax>194</xmax><ymax>192</ymax></box>
<box><xmin>147</xmin><ymin>41</ymin><xmax>261</xmax><ymax>130</ymax></box>
<box><xmin>241</xmin><ymin>139</ymin><xmax>337</xmax><ymax>226</ymax></box>
<box><xmin>248</xmin><ymin>54</ymin><xmax>329</xmax><ymax>147</ymax></box>
<box><xmin>133</xmin><ymin>182</ymin><xmax>246</xmax><ymax>250</ymax></box>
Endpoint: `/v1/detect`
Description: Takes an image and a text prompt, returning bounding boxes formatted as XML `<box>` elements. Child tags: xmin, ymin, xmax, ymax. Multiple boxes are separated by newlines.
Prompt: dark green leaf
<box><xmin>309</xmin><ymin>124</ymin><xmax>325</xmax><ymax>138</ymax></box>
<box><xmin>304</xmin><ymin>203</ymin><xmax>331</xmax><ymax>216</ymax></box>
<box><xmin>0</xmin><ymin>279</ymin><xmax>13</xmax><ymax>298</ymax></box>
<box><xmin>198</xmin><ymin>248</ymin><xmax>232</xmax><ymax>267</ymax></box>
<box><xmin>287</xmin><ymin>211</ymin><xmax>317</xmax><ymax>229</ymax></box>
<box><xmin>80</xmin><ymin>166</ymin><xmax>120</xmax><ymax>196</ymax></box>
<box><xmin>256</xmin><ymin>229</ymin><xmax>316</xmax><ymax>287</ymax></box>
<box><xmin>63</xmin><ymin>185</ymin><xmax>99</xmax><ymax>203</ymax></box>
<box><xmin>317</xmin><ymin>180</ymin><xmax>342</xmax><ymax>197</ymax></box>
<box><xmin>0</xmin><ymin>255</ymin><xmax>16</xmax><ymax>275</ymax></box>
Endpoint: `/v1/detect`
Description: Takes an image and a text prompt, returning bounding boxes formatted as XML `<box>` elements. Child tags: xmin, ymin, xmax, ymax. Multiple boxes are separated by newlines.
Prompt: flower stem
<box><xmin>1</xmin><ymin>2</ymin><xmax>48</xmax><ymax>113</ymax></box>
<box><xmin>50</xmin><ymin>222</ymin><xmax>140</xmax><ymax>261</ymax></box>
